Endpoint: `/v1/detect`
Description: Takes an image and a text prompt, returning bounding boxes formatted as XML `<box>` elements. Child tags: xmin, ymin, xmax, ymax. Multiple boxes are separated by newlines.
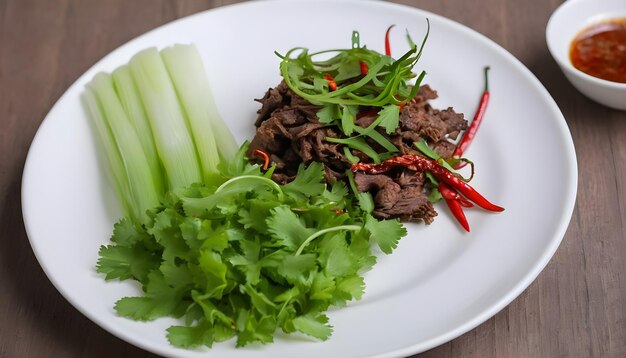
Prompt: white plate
<box><xmin>21</xmin><ymin>1</ymin><xmax>577</xmax><ymax>357</ymax></box>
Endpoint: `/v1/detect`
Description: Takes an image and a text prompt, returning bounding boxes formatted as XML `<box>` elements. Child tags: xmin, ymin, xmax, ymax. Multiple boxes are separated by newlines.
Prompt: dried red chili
<box><xmin>442</xmin><ymin>191</ymin><xmax>470</xmax><ymax>232</ymax></box>
<box><xmin>359</xmin><ymin>60</ymin><xmax>369</xmax><ymax>75</ymax></box>
<box><xmin>323</xmin><ymin>73</ymin><xmax>337</xmax><ymax>91</ymax></box>
<box><xmin>351</xmin><ymin>154</ymin><xmax>504</xmax><ymax>212</ymax></box>
<box><xmin>439</xmin><ymin>182</ymin><xmax>473</xmax><ymax>208</ymax></box>
<box><xmin>385</xmin><ymin>25</ymin><xmax>395</xmax><ymax>56</ymax></box>
<box><xmin>253</xmin><ymin>149</ymin><xmax>270</xmax><ymax>170</ymax></box>
<box><xmin>453</xmin><ymin>66</ymin><xmax>490</xmax><ymax>162</ymax></box>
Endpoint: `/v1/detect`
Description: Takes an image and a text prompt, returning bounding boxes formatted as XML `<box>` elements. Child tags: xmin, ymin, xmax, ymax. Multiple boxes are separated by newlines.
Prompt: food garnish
<box><xmin>97</xmin><ymin>145</ymin><xmax>405</xmax><ymax>348</ymax></box>
<box><xmin>452</xmin><ymin>66</ymin><xmax>490</xmax><ymax>163</ymax></box>
<box><xmin>275</xmin><ymin>21</ymin><xmax>429</xmax><ymax>163</ymax></box>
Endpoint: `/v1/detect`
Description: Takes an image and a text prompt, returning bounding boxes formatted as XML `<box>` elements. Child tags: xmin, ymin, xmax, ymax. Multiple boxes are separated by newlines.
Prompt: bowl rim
<box><xmin>546</xmin><ymin>0</ymin><xmax>626</xmax><ymax>90</ymax></box>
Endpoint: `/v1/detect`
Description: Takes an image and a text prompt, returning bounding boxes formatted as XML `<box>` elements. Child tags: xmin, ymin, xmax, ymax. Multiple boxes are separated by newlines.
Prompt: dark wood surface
<box><xmin>1</xmin><ymin>0</ymin><xmax>624</xmax><ymax>357</ymax></box>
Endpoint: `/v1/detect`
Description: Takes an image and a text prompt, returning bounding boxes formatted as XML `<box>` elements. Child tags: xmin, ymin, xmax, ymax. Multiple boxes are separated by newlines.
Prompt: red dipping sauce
<box><xmin>569</xmin><ymin>18</ymin><xmax>626</xmax><ymax>83</ymax></box>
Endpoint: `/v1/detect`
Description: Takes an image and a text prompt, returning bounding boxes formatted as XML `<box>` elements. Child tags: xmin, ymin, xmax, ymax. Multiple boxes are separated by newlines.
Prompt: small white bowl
<box><xmin>546</xmin><ymin>0</ymin><xmax>626</xmax><ymax>110</ymax></box>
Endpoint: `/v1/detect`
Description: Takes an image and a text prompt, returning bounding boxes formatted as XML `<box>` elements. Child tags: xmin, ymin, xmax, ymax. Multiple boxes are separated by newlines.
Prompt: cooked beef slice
<box><xmin>249</xmin><ymin>81</ymin><xmax>465</xmax><ymax>224</ymax></box>
<box><xmin>355</xmin><ymin>171</ymin><xmax>437</xmax><ymax>224</ymax></box>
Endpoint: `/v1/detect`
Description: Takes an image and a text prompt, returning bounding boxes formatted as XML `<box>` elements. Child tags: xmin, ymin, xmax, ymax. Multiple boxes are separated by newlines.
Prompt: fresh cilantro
<box><xmin>316</xmin><ymin>104</ymin><xmax>340</xmax><ymax>124</ymax></box>
<box><xmin>267</xmin><ymin>206</ymin><xmax>316</xmax><ymax>250</ymax></box>
<box><xmin>364</xmin><ymin>214</ymin><xmax>407</xmax><ymax>254</ymax></box>
<box><xmin>292</xmin><ymin>313</ymin><xmax>333</xmax><ymax>340</ymax></box>
<box><xmin>340</xmin><ymin>105</ymin><xmax>358</xmax><ymax>135</ymax></box>
<box><xmin>96</xmin><ymin>143</ymin><xmax>407</xmax><ymax>349</ymax></box>
<box><xmin>282</xmin><ymin>162</ymin><xmax>326</xmax><ymax>199</ymax></box>
<box><xmin>377</xmin><ymin>104</ymin><xmax>401</xmax><ymax>134</ymax></box>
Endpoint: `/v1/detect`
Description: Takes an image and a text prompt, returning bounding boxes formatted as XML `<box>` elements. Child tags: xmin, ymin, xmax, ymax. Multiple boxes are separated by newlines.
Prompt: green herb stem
<box><xmin>215</xmin><ymin>175</ymin><xmax>284</xmax><ymax>200</ymax></box>
<box><xmin>295</xmin><ymin>225</ymin><xmax>362</xmax><ymax>256</ymax></box>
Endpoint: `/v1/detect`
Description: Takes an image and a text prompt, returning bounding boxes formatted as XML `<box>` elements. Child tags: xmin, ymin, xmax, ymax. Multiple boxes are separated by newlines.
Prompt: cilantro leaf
<box><xmin>336</xmin><ymin>275</ymin><xmax>365</xmax><ymax>301</ymax></box>
<box><xmin>292</xmin><ymin>313</ymin><xmax>333</xmax><ymax>340</ymax></box>
<box><xmin>310</xmin><ymin>272</ymin><xmax>336</xmax><ymax>301</ymax></box>
<box><xmin>236</xmin><ymin>313</ymin><xmax>277</xmax><ymax>347</ymax></box>
<box><xmin>316</xmin><ymin>104</ymin><xmax>340</xmax><ymax>124</ymax></box>
<box><xmin>191</xmin><ymin>290</ymin><xmax>235</xmax><ymax>327</ymax></box>
<box><xmin>237</xmin><ymin>198</ymin><xmax>279</xmax><ymax>232</ymax></box>
<box><xmin>148</xmin><ymin>208</ymin><xmax>190</xmax><ymax>261</ymax></box>
<box><xmin>340</xmin><ymin>105</ymin><xmax>357</xmax><ymax>135</ymax></box>
<box><xmin>282</xmin><ymin>162</ymin><xmax>326</xmax><ymax>199</ymax></box>
<box><xmin>322</xmin><ymin>180</ymin><xmax>349</xmax><ymax>204</ymax></box>
<box><xmin>197</xmin><ymin>250</ymin><xmax>228</xmax><ymax>298</ymax></box>
<box><xmin>96</xmin><ymin>244</ymin><xmax>159</xmax><ymax>283</ymax></box>
<box><xmin>277</xmin><ymin>253</ymin><xmax>317</xmax><ymax>286</ymax></box>
<box><xmin>228</xmin><ymin>239</ymin><xmax>262</xmax><ymax>285</ymax></box>
<box><xmin>364</xmin><ymin>214</ymin><xmax>407</xmax><ymax>254</ymax></box>
<box><xmin>110</xmin><ymin>218</ymin><xmax>146</xmax><ymax>246</ymax></box>
<box><xmin>377</xmin><ymin>104</ymin><xmax>401</xmax><ymax>134</ymax></box>
<box><xmin>266</xmin><ymin>206</ymin><xmax>315</xmax><ymax>250</ymax></box>
<box><xmin>317</xmin><ymin>233</ymin><xmax>357</xmax><ymax>277</ymax></box>
<box><xmin>167</xmin><ymin>320</ymin><xmax>215</xmax><ymax>348</ymax></box>
<box><xmin>115</xmin><ymin>270</ymin><xmax>189</xmax><ymax>320</ymax></box>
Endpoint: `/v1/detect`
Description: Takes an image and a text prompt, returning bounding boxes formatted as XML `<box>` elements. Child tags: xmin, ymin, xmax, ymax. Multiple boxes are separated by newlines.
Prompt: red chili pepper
<box><xmin>253</xmin><ymin>149</ymin><xmax>270</xmax><ymax>170</ymax></box>
<box><xmin>323</xmin><ymin>73</ymin><xmax>337</xmax><ymax>91</ymax></box>
<box><xmin>439</xmin><ymin>183</ymin><xmax>474</xmax><ymax>208</ymax></box>
<box><xmin>359</xmin><ymin>60</ymin><xmax>369</xmax><ymax>75</ymax></box>
<box><xmin>453</xmin><ymin>66</ymin><xmax>490</xmax><ymax>161</ymax></box>
<box><xmin>385</xmin><ymin>25</ymin><xmax>395</xmax><ymax>56</ymax></box>
<box><xmin>439</xmin><ymin>182</ymin><xmax>471</xmax><ymax>232</ymax></box>
<box><xmin>351</xmin><ymin>154</ymin><xmax>504</xmax><ymax>212</ymax></box>
<box><xmin>442</xmin><ymin>192</ymin><xmax>470</xmax><ymax>232</ymax></box>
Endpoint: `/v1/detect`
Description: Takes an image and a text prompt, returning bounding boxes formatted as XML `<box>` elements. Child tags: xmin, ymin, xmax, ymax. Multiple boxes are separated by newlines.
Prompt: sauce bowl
<box><xmin>546</xmin><ymin>0</ymin><xmax>626</xmax><ymax>110</ymax></box>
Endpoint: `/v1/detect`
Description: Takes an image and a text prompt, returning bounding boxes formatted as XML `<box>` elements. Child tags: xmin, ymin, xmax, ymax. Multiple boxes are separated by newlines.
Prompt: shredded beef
<box><xmin>249</xmin><ymin>81</ymin><xmax>466</xmax><ymax>224</ymax></box>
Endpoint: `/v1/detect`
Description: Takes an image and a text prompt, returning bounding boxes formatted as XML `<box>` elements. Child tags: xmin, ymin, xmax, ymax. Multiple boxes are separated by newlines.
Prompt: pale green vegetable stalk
<box><xmin>82</xmin><ymin>88</ymin><xmax>135</xmax><ymax>221</ymax></box>
<box><xmin>161</xmin><ymin>45</ymin><xmax>221</xmax><ymax>181</ymax></box>
<box><xmin>162</xmin><ymin>44</ymin><xmax>238</xmax><ymax>164</ymax></box>
<box><xmin>86</xmin><ymin>73</ymin><xmax>160</xmax><ymax>224</ymax></box>
<box><xmin>129</xmin><ymin>48</ymin><xmax>202</xmax><ymax>189</ymax></box>
<box><xmin>111</xmin><ymin>65</ymin><xmax>165</xmax><ymax>195</ymax></box>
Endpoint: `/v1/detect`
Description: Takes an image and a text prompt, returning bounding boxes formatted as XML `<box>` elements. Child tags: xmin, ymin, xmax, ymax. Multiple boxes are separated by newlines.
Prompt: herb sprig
<box><xmin>276</xmin><ymin>21</ymin><xmax>430</xmax><ymax>163</ymax></box>
<box><xmin>97</xmin><ymin>143</ymin><xmax>407</xmax><ymax>348</ymax></box>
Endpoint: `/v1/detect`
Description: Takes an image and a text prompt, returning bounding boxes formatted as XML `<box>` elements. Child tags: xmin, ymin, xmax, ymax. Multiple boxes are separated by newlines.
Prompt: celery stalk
<box><xmin>161</xmin><ymin>45</ymin><xmax>238</xmax><ymax>165</ymax></box>
<box><xmin>112</xmin><ymin>65</ymin><xmax>165</xmax><ymax>195</ymax></box>
<box><xmin>161</xmin><ymin>45</ymin><xmax>220</xmax><ymax>181</ymax></box>
<box><xmin>88</xmin><ymin>72</ymin><xmax>160</xmax><ymax>223</ymax></box>
<box><xmin>82</xmin><ymin>87</ymin><xmax>136</xmax><ymax>223</ymax></box>
<box><xmin>129</xmin><ymin>48</ymin><xmax>202</xmax><ymax>189</ymax></box>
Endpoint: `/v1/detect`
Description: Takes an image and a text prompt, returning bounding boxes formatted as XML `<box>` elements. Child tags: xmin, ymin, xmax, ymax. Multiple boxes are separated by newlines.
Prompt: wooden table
<box><xmin>1</xmin><ymin>0</ymin><xmax>624</xmax><ymax>357</ymax></box>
